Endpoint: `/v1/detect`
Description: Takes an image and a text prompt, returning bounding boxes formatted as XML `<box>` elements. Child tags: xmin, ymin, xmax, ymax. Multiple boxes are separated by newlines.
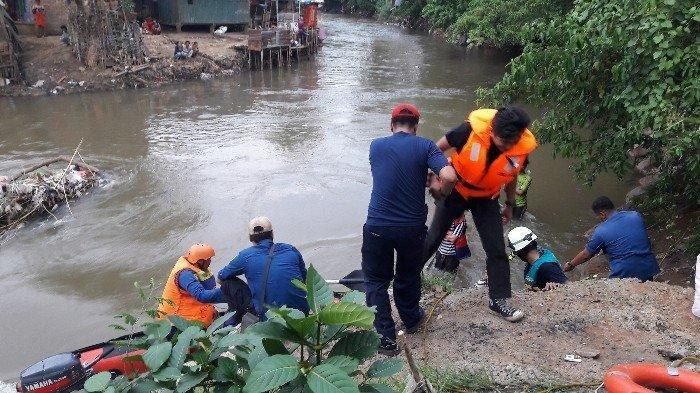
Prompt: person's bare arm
<box><xmin>564</xmin><ymin>249</ymin><xmax>593</xmax><ymax>272</ymax></box>
<box><xmin>436</xmin><ymin>136</ymin><xmax>451</xmax><ymax>152</ymax></box>
<box><xmin>502</xmin><ymin>180</ymin><xmax>517</xmax><ymax>223</ymax></box>
<box><xmin>438</xmin><ymin>165</ymin><xmax>457</xmax><ymax>196</ymax></box>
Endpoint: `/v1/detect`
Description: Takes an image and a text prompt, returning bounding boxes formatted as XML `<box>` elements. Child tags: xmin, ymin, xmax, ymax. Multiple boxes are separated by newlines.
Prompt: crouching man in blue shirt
<box><xmin>218</xmin><ymin>217</ymin><xmax>309</xmax><ymax>319</ymax></box>
<box><xmin>564</xmin><ymin>196</ymin><xmax>660</xmax><ymax>281</ymax></box>
<box><xmin>507</xmin><ymin>227</ymin><xmax>567</xmax><ymax>290</ymax></box>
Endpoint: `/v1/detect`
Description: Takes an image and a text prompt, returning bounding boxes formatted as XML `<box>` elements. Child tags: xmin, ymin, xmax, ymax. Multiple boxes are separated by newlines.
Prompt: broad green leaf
<box><xmin>245</xmin><ymin>320</ymin><xmax>300</xmax><ymax>342</ymax></box>
<box><xmin>306</xmin><ymin>265</ymin><xmax>332</xmax><ymax>314</ymax></box>
<box><xmin>176</xmin><ymin>371</ymin><xmax>207</xmax><ymax>393</ymax></box>
<box><xmin>84</xmin><ymin>372</ymin><xmax>111</xmax><ymax>392</ymax></box>
<box><xmin>318</xmin><ymin>302</ymin><xmax>374</xmax><ymax>329</ymax></box>
<box><xmin>143</xmin><ymin>342</ymin><xmax>172</xmax><ymax>372</ymax></box>
<box><xmin>153</xmin><ymin>366</ymin><xmax>182</xmax><ymax>382</ymax></box>
<box><xmin>104</xmin><ymin>386</ymin><xmax>115</xmax><ymax>393</ymax></box>
<box><xmin>278</xmin><ymin>376</ymin><xmax>311</xmax><ymax>393</ymax></box>
<box><xmin>291</xmin><ymin>278</ymin><xmax>307</xmax><ymax>292</ymax></box>
<box><xmin>168</xmin><ymin>315</ymin><xmax>196</xmax><ymax>332</ymax></box>
<box><xmin>328</xmin><ymin>331</ymin><xmax>381</xmax><ymax>360</ymax></box>
<box><xmin>227</xmin><ymin>386</ymin><xmax>242</xmax><ymax>393</ymax></box>
<box><xmin>366</xmin><ymin>358</ymin><xmax>403</xmax><ymax>378</ymax></box>
<box><xmin>219</xmin><ymin>356</ymin><xmax>239</xmax><ymax>379</ymax></box>
<box><xmin>144</xmin><ymin>320</ymin><xmax>171</xmax><ymax>341</ymax></box>
<box><xmin>306</xmin><ymin>364</ymin><xmax>360</xmax><ymax>393</ymax></box>
<box><xmin>217</xmin><ymin>332</ymin><xmax>258</xmax><ymax>349</ymax></box>
<box><xmin>130</xmin><ymin>377</ymin><xmax>162</xmax><ymax>393</ymax></box>
<box><xmin>321</xmin><ymin>325</ymin><xmax>345</xmax><ymax>343</ymax></box>
<box><xmin>169</xmin><ymin>326</ymin><xmax>203</xmax><ymax>369</ymax></box>
<box><xmin>263</xmin><ymin>338</ymin><xmax>290</xmax><ymax>355</ymax></box>
<box><xmin>322</xmin><ymin>356</ymin><xmax>359</xmax><ymax>374</ymax></box>
<box><xmin>340</xmin><ymin>291</ymin><xmax>365</xmax><ymax>305</ymax></box>
<box><xmin>285</xmin><ymin>316</ymin><xmax>317</xmax><ymax>339</ymax></box>
<box><xmin>207</xmin><ymin>312</ymin><xmax>236</xmax><ymax>335</ymax></box>
<box><xmin>242</xmin><ymin>355</ymin><xmax>301</xmax><ymax>393</ymax></box>
<box><xmin>358</xmin><ymin>383</ymin><xmax>395</xmax><ymax>393</ymax></box>
<box><xmin>245</xmin><ymin>346</ymin><xmax>268</xmax><ymax>370</ymax></box>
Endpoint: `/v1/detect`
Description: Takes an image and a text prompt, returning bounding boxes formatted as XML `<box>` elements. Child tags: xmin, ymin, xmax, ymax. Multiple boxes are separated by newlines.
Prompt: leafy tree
<box><xmin>448</xmin><ymin>0</ymin><xmax>572</xmax><ymax>47</ymax></box>
<box><xmin>82</xmin><ymin>266</ymin><xmax>401</xmax><ymax>393</ymax></box>
<box><xmin>420</xmin><ymin>0</ymin><xmax>472</xmax><ymax>31</ymax></box>
<box><xmin>480</xmin><ymin>0</ymin><xmax>699</xmax><ymax>212</ymax></box>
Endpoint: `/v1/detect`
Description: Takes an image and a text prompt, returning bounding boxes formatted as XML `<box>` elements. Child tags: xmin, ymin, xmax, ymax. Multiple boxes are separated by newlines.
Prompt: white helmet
<box><xmin>507</xmin><ymin>226</ymin><xmax>537</xmax><ymax>251</ymax></box>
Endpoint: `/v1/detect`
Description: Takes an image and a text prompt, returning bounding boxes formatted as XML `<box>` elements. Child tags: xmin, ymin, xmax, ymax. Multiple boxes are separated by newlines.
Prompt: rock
<box><xmin>657</xmin><ymin>346</ymin><xmax>692</xmax><ymax>360</ymax></box>
<box><xmin>635</xmin><ymin>156</ymin><xmax>654</xmax><ymax>174</ymax></box>
<box><xmin>628</xmin><ymin>146</ymin><xmax>650</xmax><ymax>159</ymax></box>
<box><xmin>639</xmin><ymin>174</ymin><xmax>660</xmax><ymax>188</ymax></box>
<box><xmin>625</xmin><ymin>186</ymin><xmax>647</xmax><ymax>205</ymax></box>
<box><xmin>576</xmin><ymin>348</ymin><xmax>601</xmax><ymax>359</ymax></box>
<box><xmin>32</xmin><ymin>79</ymin><xmax>45</xmax><ymax>88</ymax></box>
<box><xmin>200</xmin><ymin>72</ymin><xmax>213</xmax><ymax>80</ymax></box>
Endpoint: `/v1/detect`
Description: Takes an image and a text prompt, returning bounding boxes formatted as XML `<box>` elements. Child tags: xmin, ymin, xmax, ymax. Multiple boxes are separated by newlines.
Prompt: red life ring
<box><xmin>604</xmin><ymin>363</ymin><xmax>700</xmax><ymax>393</ymax></box>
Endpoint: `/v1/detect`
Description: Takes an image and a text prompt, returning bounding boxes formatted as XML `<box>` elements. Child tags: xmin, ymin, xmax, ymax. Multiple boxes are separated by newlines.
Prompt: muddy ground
<box><xmin>401</xmin><ymin>278</ymin><xmax>699</xmax><ymax>388</ymax></box>
<box><xmin>0</xmin><ymin>31</ymin><xmax>247</xmax><ymax>97</ymax></box>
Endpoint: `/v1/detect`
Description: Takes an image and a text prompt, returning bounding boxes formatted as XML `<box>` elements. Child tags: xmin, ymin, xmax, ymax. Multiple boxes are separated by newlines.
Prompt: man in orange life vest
<box><xmin>425</xmin><ymin>106</ymin><xmax>537</xmax><ymax>322</ymax></box>
<box><xmin>158</xmin><ymin>243</ymin><xmax>253</xmax><ymax>327</ymax></box>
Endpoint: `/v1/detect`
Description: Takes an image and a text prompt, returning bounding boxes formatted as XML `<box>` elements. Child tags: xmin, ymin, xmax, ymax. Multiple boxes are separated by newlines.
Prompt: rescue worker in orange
<box><xmin>157</xmin><ymin>243</ymin><xmax>222</xmax><ymax>327</ymax></box>
<box><xmin>31</xmin><ymin>0</ymin><xmax>46</xmax><ymax>38</ymax></box>
<box><xmin>424</xmin><ymin>106</ymin><xmax>537</xmax><ymax>322</ymax></box>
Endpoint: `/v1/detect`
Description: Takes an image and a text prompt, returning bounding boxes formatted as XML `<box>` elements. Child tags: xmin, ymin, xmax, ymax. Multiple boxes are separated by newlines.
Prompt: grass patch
<box><xmin>421</xmin><ymin>272</ymin><xmax>455</xmax><ymax>294</ymax></box>
<box><xmin>421</xmin><ymin>366</ymin><xmax>498</xmax><ymax>392</ymax></box>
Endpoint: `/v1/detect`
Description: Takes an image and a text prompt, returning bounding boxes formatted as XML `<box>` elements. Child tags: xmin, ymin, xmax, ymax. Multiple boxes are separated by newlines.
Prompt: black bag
<box><xmin>240</xmin><ymin>243</ymin><xmax>276</xmax><ymax>331</ymax></box>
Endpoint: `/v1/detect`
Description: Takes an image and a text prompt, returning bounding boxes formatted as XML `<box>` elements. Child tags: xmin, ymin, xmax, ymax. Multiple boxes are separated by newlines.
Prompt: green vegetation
<box><xmin>479</xmin><ymin>0</ymin><xmax>699</xmax><ymax>253</ymax></box>
<box><xmin>420</xmin><ymin>367</ymin><xmax>497</xmax><ymax>392</ymax></box>
<box><xmin>421</xmin><ymin>273</ymin><xmax>454</xmax><ymax>294</ymax></box>
<box><xmin>84</xmin><ymin>267</ymin><xmax>402</xmax><ymax>393</ymax></box>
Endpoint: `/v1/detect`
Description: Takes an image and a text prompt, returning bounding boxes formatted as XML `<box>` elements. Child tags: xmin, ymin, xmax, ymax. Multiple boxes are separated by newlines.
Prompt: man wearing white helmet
<box><xmin>507</xmin><ymin>227</ymin><xmax>567</xmax><ymax>290</ymax></box>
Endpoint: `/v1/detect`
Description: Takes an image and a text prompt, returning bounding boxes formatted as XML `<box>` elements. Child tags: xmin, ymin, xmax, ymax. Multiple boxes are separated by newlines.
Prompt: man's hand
<box><xmin>563</xmin><ymin>261</ymin><xmax>575</xmax><ymax>272</ymax></box>
<box><xmin>502</xmin><ymin>205</ymin><xmax>513</xmax><ymax>224</ymax></box>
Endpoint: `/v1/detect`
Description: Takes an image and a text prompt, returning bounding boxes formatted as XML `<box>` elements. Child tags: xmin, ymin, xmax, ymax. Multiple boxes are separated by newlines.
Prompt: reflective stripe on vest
<box><xmin>157</xmin><ymin>257</ymin><xmax>216</xmax><ymax>327</ymax></box>
<box><xmin>451</xmin><ymin>109</ymin><xmax>537</xmax><ymax>199</ymax></box>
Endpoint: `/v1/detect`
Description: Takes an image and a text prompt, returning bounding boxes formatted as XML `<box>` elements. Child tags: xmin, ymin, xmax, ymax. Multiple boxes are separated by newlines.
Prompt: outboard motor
<box><xmin>17</xmin><ymin>353</ymin><xmax>87</xmax><ymax>393</ymax></box>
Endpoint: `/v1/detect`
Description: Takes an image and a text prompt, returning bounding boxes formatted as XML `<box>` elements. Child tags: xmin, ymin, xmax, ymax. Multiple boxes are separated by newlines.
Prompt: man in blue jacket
<box><xmin>564</xmin><ymin>196</ymin><xmax>660</xmax><ymax>281</ymax></box>
<box><xmin>218</xmin><ymin>217</ymin><xmax>309</xmax><ymax>318</ymax></box>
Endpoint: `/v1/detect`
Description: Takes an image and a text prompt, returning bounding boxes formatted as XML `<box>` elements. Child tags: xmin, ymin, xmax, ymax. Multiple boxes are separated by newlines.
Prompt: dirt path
<box><xmin>403</xmin><ymin>279</ymin><xmax>699</xmax><ymax>387</ymax></box>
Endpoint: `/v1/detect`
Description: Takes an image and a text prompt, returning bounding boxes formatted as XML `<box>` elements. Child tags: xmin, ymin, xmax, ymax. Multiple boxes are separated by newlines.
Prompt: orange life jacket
<box><xmin>451</xmin><ymin>109</ymin><xmax>537</xmax><ymax>199</ymax></box>
<box><xmin>157</xmin><ymin>257</ymin><xmax>216</xmax><ymax>327</ymax></box>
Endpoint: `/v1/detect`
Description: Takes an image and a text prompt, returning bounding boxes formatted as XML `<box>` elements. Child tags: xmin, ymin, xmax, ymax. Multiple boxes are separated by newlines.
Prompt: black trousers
<box><xmin>423</xmin><ymin>192</ymin><xmax>511</xmax><ymax>299</ymax></box>
<box><xmin>220</xmin><ymin>277</ymin><xmax>254</xmax><ymax>327</ymax></box>
<box><xmin>362</xmin><ymin>224</ymin><xmax>426</xmax><ymax>343</ymax></box>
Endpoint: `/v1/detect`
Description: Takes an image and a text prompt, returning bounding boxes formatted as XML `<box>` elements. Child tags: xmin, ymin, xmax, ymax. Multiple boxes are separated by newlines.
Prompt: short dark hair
<box><xmin>493</xmin><ymin>106</ymin><xmax>531</xmax><ymax>141</ymax></box>
<box><xmin>250</xmin><ymin>230</ymin><xmax>273</xmax><ymax>243</ymax></box>
<box><xmin>392</xmin><ymin>117</ymin><xmax>419</xmax><ymax>129</ymax></box>
<box><xmin>591</xmin><ymin>196</ymin><xmax>615</xmax><ymax>214</ymax></box>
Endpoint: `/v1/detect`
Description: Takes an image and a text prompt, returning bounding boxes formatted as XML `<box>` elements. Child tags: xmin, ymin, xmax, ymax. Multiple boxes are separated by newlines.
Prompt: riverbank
<box><xmin>0</xmin><ymin>31</ymin><xmax>247</xmax><ymax>97</ymax></box>
<box><xmin>400</xmin><ymin>278</ymin><xmax>699</xmax><ymax>390</ymax></box>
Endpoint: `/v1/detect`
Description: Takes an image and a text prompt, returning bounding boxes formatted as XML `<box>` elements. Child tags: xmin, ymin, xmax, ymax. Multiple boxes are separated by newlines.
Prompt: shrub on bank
<box><xmin>479</xmin><ymin>0</ymin><xmax>699</xmax><ymax>250</ymax></box>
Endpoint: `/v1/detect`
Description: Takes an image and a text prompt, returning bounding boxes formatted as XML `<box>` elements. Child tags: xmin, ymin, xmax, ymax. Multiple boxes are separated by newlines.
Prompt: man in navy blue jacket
<box><xmin>218</xmin><ymin>217</ymin><xmax>309</xmax><ymax>318</ymax></box>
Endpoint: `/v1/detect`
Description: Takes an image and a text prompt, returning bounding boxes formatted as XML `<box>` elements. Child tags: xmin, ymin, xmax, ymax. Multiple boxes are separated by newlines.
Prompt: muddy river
<box><xmin>0</xmin><ymin>14</ymin><xmax>630</xmax><ymax>378</ymax></box>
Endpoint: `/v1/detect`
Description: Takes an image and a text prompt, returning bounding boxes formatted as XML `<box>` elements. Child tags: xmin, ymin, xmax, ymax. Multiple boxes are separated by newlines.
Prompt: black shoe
<box><xmin>489</xmin><ymin>298</ymin><xmax>524</xmax><ymax>322</ymax></box>
<box><xmin>405</xmin><ymin>309</ymin><xmax>426</xmax><ymax>334</ymax></box>
<box><xmin>378</xmin><ymin>340</ymin><xmax>401</xmax><ymax>357</ymax></box>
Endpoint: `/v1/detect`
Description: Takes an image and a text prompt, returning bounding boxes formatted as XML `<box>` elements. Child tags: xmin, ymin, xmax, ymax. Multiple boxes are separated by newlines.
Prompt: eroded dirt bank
<box><xmin>0</xmin><ymin>32</ymin><xmax>247</xmax><ymax>97</ymax></box>
<box><xmin>404</xmin><ymin>278</ymin><xmax>699</xmax><ymax>387</ymax></box>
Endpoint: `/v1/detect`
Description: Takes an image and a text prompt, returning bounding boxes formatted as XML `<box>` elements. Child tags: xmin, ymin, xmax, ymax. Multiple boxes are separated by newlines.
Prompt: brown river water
<box><xmin>0</xmin><ymin>14</ymin><xmax>629</xmax><ymax>379</ymax></box>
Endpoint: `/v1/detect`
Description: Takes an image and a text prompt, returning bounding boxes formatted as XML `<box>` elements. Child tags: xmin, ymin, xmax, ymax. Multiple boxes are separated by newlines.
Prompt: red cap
<box><xmin>391</xmin><ymin>103</ymin><xmax>420</xmax><ymax>122</ymax></box>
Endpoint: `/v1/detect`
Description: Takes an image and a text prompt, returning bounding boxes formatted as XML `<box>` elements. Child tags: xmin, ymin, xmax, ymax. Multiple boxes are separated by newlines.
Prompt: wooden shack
<box><xmin>157</xmin><ymin>0</ymin><xmax>249</xmax><ymax>31</ymax></box>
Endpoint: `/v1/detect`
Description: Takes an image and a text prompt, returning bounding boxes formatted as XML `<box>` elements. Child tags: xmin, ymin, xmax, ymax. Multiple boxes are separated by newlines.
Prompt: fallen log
<box><xmin>10</xmin><ymin>155</ymin><xmax>99</xmax><ymax>182</ymax></box>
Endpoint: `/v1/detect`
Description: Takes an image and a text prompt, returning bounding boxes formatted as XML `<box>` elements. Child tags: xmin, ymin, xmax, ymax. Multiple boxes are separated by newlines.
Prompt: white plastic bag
<box><xmin>693</xmin><ymin>254</ymin><xmax>700</xmax><ymax>318</ymax></box>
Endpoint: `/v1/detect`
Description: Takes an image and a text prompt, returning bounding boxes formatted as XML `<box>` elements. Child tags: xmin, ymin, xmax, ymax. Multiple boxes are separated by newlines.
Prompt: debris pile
<box><xmin>0</xmin><ymin>156</ymin><xmax>99</xmax><ymax>234</ymax></box>
<box><xmin>67</xmin><ymin>0</ymin><xmax>147</xmax><ymax>68</ymax></box>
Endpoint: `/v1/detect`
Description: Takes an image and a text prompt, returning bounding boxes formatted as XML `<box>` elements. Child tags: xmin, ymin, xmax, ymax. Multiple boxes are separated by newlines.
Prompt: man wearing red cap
<box><xmin>363</xmin><ymin>103</ymin><xmax>457</xmax><ymax>356</ymax></box>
